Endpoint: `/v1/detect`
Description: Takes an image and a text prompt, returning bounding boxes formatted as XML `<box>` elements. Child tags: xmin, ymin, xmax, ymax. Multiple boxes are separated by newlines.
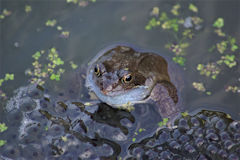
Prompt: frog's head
<box><xmin>85</xmin><ymin>45</ymin><xmax>157</xmax><ymax>107</ymax></box>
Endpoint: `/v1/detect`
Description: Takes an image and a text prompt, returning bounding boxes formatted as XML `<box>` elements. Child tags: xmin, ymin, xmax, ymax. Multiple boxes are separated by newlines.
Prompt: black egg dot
<box><xmin>158</xmin><ymin>131</ymin><xmax>170</xmax><ymax>144</ymax></box>
<box><xmin>178</xmin><ymin>135</ymin><xmax>189</xmax><ymax>144</ymax></box>
<box><xmin>195</xmin><ymin>137</ymin><xmax>204</xmax><ymax>147</ymax></box>
<box><xmin>178</xmin><ymin>118</ymin><xmax>189</xmax><ymax>129</ymax></box>
<box><xmin>217</xmin><ymin>149</ymin><xmax>228</xmax><ymax>158</ymax></box>
<box><xmin>220</xmin><ymin>132</ymin><xmax>231</xmax><ymax>141</ymax></box>
<box><xmin>185</xmin><ymin>144</ymin><xmax>196</xmax><ymax>153</ymax></box>
<box><xmin>33</xmin><ymin>152</ymin><xmax>38</xmax><ymax>157</ymax></box>
<box><xmin>194</xmin><ymin>128</ymin><xmax>204</xmax><ymax>137</ymax></box>
<box><xmin>215</xmin><ymin>119</ymin><xmax>226</xmax><ymax>131</ymax></box>
<box><xmin>228</xmin><ymin>153</ymin><xmax>239</xmax><ymax>160</ymax></box>
<box><xmin>198</xmin><ymin>154</ymin><xmax>208</xmax><ymax>160</ymax></box>
<box><xmin>206</xmin><ymin>128</ymin><xmax>215</xmax><ymax>135</ymax></box>
<box><xmin>191</xmin><ymin>117</ymin><xmax>200</xmax><ymax>127</ymax></box>
<box><xmin>229</xmin><ymin>121</ymin><xmax>240</xmax><ymax>133</ymax></box>
<box><xmin>234</xmin><ymin>133</ymin><xmax>240</xmax><ymax>141</ymax></box>
<box><xmin>160</xmin><ymin>151</ymin><xmax>172</xmax><ymax>159</ymax></box>
<box><xmin>169</xmin><ymin>141</ymin><xmax>181</xmax><ymax>150</ymax></box>
<box><xmin>207</xmin><ymin>144</ymin><xmax>218</xmax><ymax>154</ymax></box>
<box><xmin>172</xmin><ymin>129</ymin><xmax>181</xmax><ymax>139</ymax></box>
<box><xmin>10</xmin><ymin>149</ymin><xmax>15</xmax><ymax>155</ymax></box>
<box><xmin>224</xmin><ymin>140</ymin><xmax>234</xmax><ymax>150</ymax></box>
<box><xmin>206</xmin><ymin>133</ymin><xmax>219</xmax><ymax>141</ymax></box>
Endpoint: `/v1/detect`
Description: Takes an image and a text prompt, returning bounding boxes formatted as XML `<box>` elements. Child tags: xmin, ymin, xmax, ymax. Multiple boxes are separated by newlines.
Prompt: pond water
<box><xmin>0</xmin><ymin>0</ymin><xmax>240</xmax><ymax>159</ymax></box>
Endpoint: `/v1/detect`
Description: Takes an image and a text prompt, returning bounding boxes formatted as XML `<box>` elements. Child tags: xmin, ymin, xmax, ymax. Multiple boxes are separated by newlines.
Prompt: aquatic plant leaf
<box><xmin>0</xmin><ymin>123</ymin><xmax>8</xmax><ymax>132</ymax></box>
<box><xmin>189</xmin><ymin>3</ymin><xmax>198</xmax><ymax>13</ymax></box>
<box><xmin>213</xmin><ymin>18</ymin><xmax>224</xmax><ymax>28</ymax></box>
<box><xmin>0</xmin><ymin>140</ymin><xmax>6</xmax><ymax>147</ymax></box>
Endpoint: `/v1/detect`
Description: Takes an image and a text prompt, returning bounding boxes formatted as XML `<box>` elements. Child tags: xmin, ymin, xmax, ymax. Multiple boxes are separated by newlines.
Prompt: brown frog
<box><xmin>86</xmin><ymin>44</ymin><xmax>182</xmax><ymax>120</ymax></box>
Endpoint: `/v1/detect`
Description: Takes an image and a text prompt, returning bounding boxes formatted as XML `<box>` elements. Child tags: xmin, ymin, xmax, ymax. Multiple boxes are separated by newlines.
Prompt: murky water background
<box><xmin>0</xmin><ymin>0</ymin><xmax>240</xmax><ymax>159</ymax></box>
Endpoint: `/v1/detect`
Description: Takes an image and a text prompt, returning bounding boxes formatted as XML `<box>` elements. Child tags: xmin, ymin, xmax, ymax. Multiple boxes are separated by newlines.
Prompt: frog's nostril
<box><xmin>101</xmin><ymin>84</ymin><xmax>113</xmax><ymax>95</ymax></box>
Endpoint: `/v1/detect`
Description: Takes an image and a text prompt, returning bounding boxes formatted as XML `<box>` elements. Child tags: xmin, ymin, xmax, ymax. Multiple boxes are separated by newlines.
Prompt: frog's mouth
<box><xmin>86</xmin><ymin>71</ymin><xmax>151</xmax><ymax>107</ymax></box>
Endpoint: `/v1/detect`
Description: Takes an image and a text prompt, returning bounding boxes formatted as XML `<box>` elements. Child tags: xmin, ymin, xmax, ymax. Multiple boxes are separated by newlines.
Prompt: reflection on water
<box><xmin>1</xmin><ymin>0</ymin><xmax>240</xmax><ymax>159</ymax></box>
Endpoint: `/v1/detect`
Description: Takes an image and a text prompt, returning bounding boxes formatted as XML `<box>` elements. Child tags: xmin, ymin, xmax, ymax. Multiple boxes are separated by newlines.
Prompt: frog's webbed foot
<box><xmin>148</xmin><ymin>83</ymin><xmax>181</xmax><ymax>120</ymax></box>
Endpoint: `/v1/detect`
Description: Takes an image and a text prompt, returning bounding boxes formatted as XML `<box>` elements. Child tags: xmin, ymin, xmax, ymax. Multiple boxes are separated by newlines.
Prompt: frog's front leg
<box><xmin>148</xmin><ymin>82</ymin><xmax>181</xmax><ymax>120</ymax></box>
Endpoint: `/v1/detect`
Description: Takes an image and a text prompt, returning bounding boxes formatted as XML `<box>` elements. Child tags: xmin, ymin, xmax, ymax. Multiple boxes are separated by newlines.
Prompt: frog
<box><xmin>85</xmin><ymin>44</ymin><xmax>183</xmax><ymax>120</ymax></box>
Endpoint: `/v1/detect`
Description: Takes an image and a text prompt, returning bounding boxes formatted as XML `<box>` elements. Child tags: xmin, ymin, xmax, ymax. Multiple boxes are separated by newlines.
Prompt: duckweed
<box><xmin>189</xmin><ymin>3</ymin><xmax>198</xmax><ymax>13</ymax></box>
<box><xmin>60</xmin><ymin>31</ymin><xmax>70</xmax><ymax>38</ymax></box>
<box><xmin>0</xmin><ymin>140</ymin><xmax>6</xmax><ymax>147</ymax></box>
<box><xmin>45</xmin><ymin>20</ymin><xmax>70</xmax><ymax>39</ymax></box>
<box><xmin>217</xmin><ymin>55</ymin><xmax>237</xmax><ymax>68</ymax></box>
<box><xmin>25</xmin><ymin>5</ymin><xmax>32</xmax><ymax>13</ymax></box>
<box><xmin>172</xmin><ymin>56</ymin><xmax>186</xmax><ymax>66</ymax></box>
<box><xmin>181</xmin><ymin>111</ymin><xmax>189</xmax><ymax>117</ymax></box>
<box><xmin>192</xmin><ymin>82</ymin><xmax>211</xmax><ymax>95</ymax></box>
<box><xmin>70</xmin><ymin>61</ymin><xmax>78</xmax><ymax>69</ymax></box>
<box><xmin>228</xmin><ymin>36</ymin><xmax>238</xmax><ymax>51</ymax></box>
<box><xmin>171</xmin><ymin>4</ymin><xmax>180</xmax><ymax>16</ymax></box>
<box><xmin>0</xmin><ymin>123</ymin><xmax>8</xmax><ymax>147</ymax></box>
<box><xmin>0</xmin><ymin>73</ymin><xmax>15</xmax><ymax>99</ymax></box>
<box><xmin>225</xmin><ymin>86</ymin><xmax>240</xmax><ymax>93</ymax></box>
<box><xmin>192</xmin><ymin>82</ymin><xmax>206</xmax><ymax>92</ymax></box>
<box><xmin>150</xmin><ymin>7</ymin><xmax>159</xmax><ymax>16</ymax></box>
<box><xmin>197</xmin><ymin>63</ymin><xmax>220</xmax><ymax>79</ymax></box>
<box><xmin>45</xmin><ymin>19</ymin><xmax>57</xmax><ymax>27</ymax></box>
<box><xmin>132</xmin><ymin>128</ymin><xmax>146</xmax><ymax>142</ymax></box>
<box><xmin>216</xmin><ymin>41</ymin><xmax>228</xmax><ymax>54</ymax></box>
<box><xmin>26</xmin><ymin>48</ymin><xmax>65</xmax><ymax>85</ymax></box>
<box><xmin>196</xmin><ymin>17</ymin><xmax>240</xmax><ymax>95</ymax></box>
<box><xmin>0</xmin><ymin>9</ymin><xmax>11</xmax><ymax>20</ymax></box>
<box><xmin>0</xmin><ymin>123</ymin><xmax>8</xmax><ymax>132</ymax></box>
<box><xmin>145</xmin><ymin>3</ymin><xmax>202</xmax><ymax>66</ymax></box>
<box><xmin>66</xmin><ymin>0</ymin><xmax>96</xmax><ymax>7</ymax></box>
<box><xmin>213</xmin><ymin>18</ymin><xmax>224</xmax><ymax>28</ymax></box>
<box><xmin>158</xmin><ymin>118</ymin><xmax>169</xmax><ymax>127</ymax></box>
<box><xmin>213</xmin><ymin>18</ymin><xmax>225</xmax><ymax>37</ymax></box>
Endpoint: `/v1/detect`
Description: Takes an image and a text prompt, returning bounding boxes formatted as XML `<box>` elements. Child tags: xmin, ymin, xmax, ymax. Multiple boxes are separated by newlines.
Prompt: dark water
<box><xmin>0</xmin><ymin>0</ymin><xmax>240</xmax><ymax>159</ymax></box>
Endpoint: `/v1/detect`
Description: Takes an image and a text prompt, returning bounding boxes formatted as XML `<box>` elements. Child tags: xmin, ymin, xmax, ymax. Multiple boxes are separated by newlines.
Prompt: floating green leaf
<box><xmin>159</xmin><ymin>12</ymin><xmax>168</xmax><ymax>21</ymax></box>
<box><xmin>4</xmin><ymin>73</ymin><xmax>14</xmax><ymax>81</ymax></box>
<box><xmin>32</xmin><ymin>51</ymin><xmax>41</xmax><ymax>60</ymax></box>
<box><xmin>132</xmin><ymin>138</ymin><xmax>136</xmax><ymax>142</ymax></box>
<box><xmin>70</xmin><ymin>61</ymin><xmax>78</xmax><ymax>69</ymax></box>
<box><xmin>181</xmin><ymin>111</ymin><xmax>189</xmax><ymax>117</ymax></box>
<box><xmin>172</xmin><ymin>56</ymin><xmax>186</xmax><ymax>66</ymax></box>
<box><xmin>0</xmin><ymin>123</ymin><xmax>8</xmax><ymax>132</ymax></box>
<box><xmin>171</xmin><ymin>4</ymin><xmax>180</xmax><ymax>16</ymax></box>
<box><xmin>46</xmin><ymin>19</ymin><xmax>57</xmax><ymax>27</ymax></box>
<box><xmin>0</xmin><ymin>140</ymin><xmax>6</xmax><ymax>147</ymax></box>
<box><xmin>192</xmin><ymin>82</ymin><xmax>206</xmax><ymax>92</ymax></box>
<box><xmin>197</xmin><ymin>63</ymin><xmax>220</xmax><ymax>79</ymax></box>
<box><xmin>151</xmin><ymin>7</ymin><xmax>159</xmax><ymax>16</ymax></box>
<box><xmin>228</xmin><ymin>37</ymin><xmax>238</xmax><ymax>52</ymax></box>
<box><xmin>25</xmin><ymin>5</ymin><xmax>32</xmax><ymax>13</ymax></box>
<box><xmin>158</xmin><ymin>118</ymin><xmax>169</xmax><ymax>127</ymax></box>
<box><xmin>50</xmin><ymin>74</ymin><xmax>60</xmax><ymax>81</ymax></box>
<box><xmin>213</xmin><ymin>18</ymin><xmax>224</xmax><ymax>28</ymax></box>
<box><xmin>189</xmin><ymin>3</ymin><xmax>198</xmax><ymax>13</ymax></box>
<box><xmin>216</xmin><ymin>41</ymin><xmax>227</xmax><ymax>54</ymax></box>
<box><xmin>66</xmin><ymin>0</ymin><xmax>78</xmax><ymax>4</ymax></box>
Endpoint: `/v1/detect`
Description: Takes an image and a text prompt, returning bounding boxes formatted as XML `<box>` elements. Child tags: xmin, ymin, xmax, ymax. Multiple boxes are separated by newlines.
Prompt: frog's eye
<box><xmin>121</xmin><ymin>74</ymin><xmax>132</xmax><ymax>84</ymax></box>
<box><xmin>94</xmin><ymin>64</ymin><xmax>101</xmax><ymax>77</ymax></box>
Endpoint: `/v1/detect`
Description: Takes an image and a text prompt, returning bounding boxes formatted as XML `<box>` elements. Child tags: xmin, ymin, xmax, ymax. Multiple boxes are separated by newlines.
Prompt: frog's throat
<box><xmin>85</xmin><ymin>70</ymin><xmax>151</xmax><ymax>107</ymax></box>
